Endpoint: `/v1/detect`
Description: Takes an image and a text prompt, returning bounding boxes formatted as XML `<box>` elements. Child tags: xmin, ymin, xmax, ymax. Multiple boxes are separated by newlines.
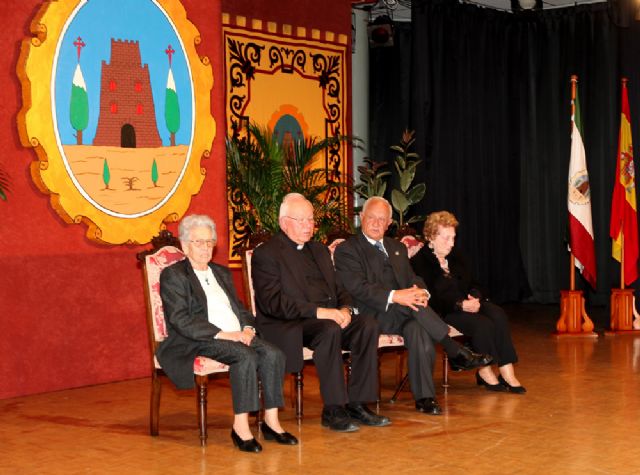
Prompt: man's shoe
<box><xmin>321</xmin><ymin>406</ymin><xmax>359</xmax><ymax>432</ymax></box>
<box><xmin>346</xmin><ymin>403</ymin><xmax>391</xmax><ymax>427</ymax></box>
<box><xmin>449</xmin><ymin>346</ymin><xmax>493</xmax><ymax>372</ymax></box>
<box><xmin>415</xmin><ymin>397</ymin><xmax>442</xmax><ymax>415</ymax></box>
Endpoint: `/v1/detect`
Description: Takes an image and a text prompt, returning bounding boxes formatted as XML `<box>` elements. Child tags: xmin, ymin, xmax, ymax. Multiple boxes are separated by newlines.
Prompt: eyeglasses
<box><xmin>189</xmin><ymin>239</ymin><xmax>216</xmax><ymax>248</ymax></box>
<box><xmin>285</xmin><ymin>216</ymin><xmax>315</xmax><ymax>225</ymax></box>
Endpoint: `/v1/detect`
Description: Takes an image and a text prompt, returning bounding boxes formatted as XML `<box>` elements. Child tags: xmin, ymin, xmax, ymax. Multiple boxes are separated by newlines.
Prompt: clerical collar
<box><xmin>281</xmin><ymin>232</ymin><xmax>306</xmax><ymax>251</ymax></box>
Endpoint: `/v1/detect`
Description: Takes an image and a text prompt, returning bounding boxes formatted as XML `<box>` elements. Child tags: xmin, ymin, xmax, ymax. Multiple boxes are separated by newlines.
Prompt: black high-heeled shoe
<box><xmin>231</xmin><ymin>428</ymin><xmax>262</xmax><ymax>453</ymax></box>
<box><xmin>261</xmin><ymin>422</ymin><xmax>298</xmax><ymax>445</ymax></box>
<box><xmin>498</xmin><ymin>375</ymin><xmax>527</xmax><ymax>394</ymax></box>
<box><xmin>476</xmin><ymin>371</ymin><xmax>508</xmax><ymax>392</ymax></box>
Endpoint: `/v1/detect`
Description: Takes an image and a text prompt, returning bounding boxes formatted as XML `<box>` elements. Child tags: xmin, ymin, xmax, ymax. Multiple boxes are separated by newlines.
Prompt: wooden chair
<box><xmin>138</xmin><ymin>231</ymin><xmax>229</xmax><ymax>446</ymax></box>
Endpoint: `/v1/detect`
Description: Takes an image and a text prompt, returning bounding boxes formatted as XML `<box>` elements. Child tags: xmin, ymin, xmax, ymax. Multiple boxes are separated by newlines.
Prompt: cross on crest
<box><xmin>73</xmin><ymin>36</ymin><xmax>85</xmax><ymax>62</ymax></box>
<box><xmin>165</xmin><ymin>44</ymin><xmax>175</xmax><ymax>67</ymax></box>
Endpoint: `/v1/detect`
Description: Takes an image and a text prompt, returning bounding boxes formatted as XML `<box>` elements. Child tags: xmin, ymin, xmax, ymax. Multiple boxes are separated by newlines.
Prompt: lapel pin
<box><xmin>394</xmin><ymin>251</ymin><xmax>399</xmax><ymax>255</ymax></box>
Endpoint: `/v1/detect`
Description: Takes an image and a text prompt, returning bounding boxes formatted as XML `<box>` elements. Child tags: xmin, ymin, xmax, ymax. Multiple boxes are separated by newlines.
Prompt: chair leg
<box><xmin>256</xmin><ymin>379</ymin><xmax>263</xmax><ymax>426</ymax></box>
<box><xmin>377</xmin><ymin>351</ymin><xmax>382</xmax><ymax>404</ymax></box>
<box><xmin>345</xmin><ymin>354</ymin><xmax>352</xmax><ymax>387</ymax></box>
<box><xmin>443</xmin><ymin>353</ymin><xmax>450</xmax><ymax>388</ymax></box>
<box><xmin>150</xmin><ymin>371</ymin><xmax>162</xmax><ymax>436</ymax></box>
<box><xmin>294</xmin><ymin>372</ymin><xmax>303</xmax><ymax>422</ymax></box>
<box><xmin>195</xmin><ymin>375</ymin><xmax>208</xmax><ymax>447</ymax></box>
<box><xmin>390</xmin><ymin>373</ymin><xmax>409</xmax><ymax>403</ymax></box>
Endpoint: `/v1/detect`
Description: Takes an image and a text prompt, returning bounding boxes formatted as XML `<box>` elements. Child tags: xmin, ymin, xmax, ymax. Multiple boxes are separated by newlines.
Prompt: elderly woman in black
<box><xmin>411</xmin><ymin>211</ymin><xmax>525</xmax><ymax>394</ymax></box>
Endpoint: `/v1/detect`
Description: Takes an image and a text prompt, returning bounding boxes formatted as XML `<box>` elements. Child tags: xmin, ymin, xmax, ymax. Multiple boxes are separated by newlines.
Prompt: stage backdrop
<box><xmin>222</xmin><ymin>14</ymin><xmax>349</xmax><ymax>265</ymax></box>
<box><xmin>0</xmin><ymin>0</ymin><xmax>354</xmax><ymax>400</ymax></box>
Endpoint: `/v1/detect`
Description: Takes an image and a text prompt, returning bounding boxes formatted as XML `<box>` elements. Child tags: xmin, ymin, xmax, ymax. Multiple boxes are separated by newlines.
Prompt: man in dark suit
<box><xmin>157</xmin><ymin>214</ymin><xmax>297</xmax><ymax>453</ymax></box>
<box><xmin>333</xmin><ymin>197</ymin><xmax>492</xmax><ymax>415</ymax></box>
<box><xmin>252</xmin><ymin>193</ymin><xmax>389</xmax><ymax>432</ymax></box>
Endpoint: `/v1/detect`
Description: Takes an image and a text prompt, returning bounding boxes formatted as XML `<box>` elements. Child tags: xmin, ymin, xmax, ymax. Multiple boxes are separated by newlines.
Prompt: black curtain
<box><xmin>370</xmin><ymin>0</ymin><xmax>640</xmax><ymax>321</ymax></box>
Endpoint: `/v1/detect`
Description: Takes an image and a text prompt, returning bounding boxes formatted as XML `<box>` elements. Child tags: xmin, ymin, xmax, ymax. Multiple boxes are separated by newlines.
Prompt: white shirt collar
<box><xmin>363</xmin><ymin>233</ymin><xmax>382</xmax><ymax>247</ymax></box>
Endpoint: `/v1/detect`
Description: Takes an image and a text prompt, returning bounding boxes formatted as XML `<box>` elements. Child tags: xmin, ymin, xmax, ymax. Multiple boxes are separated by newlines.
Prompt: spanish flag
<box><xmin>568</xmin><ymin>81</ymin><xmax>596</xmax><ymax>289</ymax></box>
<box><xmin>610</xmin><ymin>79</ymin><xmax>639</xmax><ymax>286</ymax></box>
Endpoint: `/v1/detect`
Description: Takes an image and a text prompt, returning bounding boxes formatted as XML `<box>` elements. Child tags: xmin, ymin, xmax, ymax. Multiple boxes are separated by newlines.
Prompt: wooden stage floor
<box><xmin>3</xmin><ymin>304</ymin><xmax>640</xmax><ymax>474</ymax></box>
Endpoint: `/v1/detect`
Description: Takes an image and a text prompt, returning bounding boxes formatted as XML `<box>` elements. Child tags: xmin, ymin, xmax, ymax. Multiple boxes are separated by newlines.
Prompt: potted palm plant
<box><xmin>226</xmin><ymin>123</ymin><xmax>352</xmax><ymax>247</ymax></box>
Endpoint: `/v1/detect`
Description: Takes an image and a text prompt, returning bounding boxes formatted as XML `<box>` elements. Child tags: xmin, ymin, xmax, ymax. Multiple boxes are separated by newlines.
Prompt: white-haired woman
<box><xmin>157</xmin><ymin>214</ymin><xmax>298</xmax><ymax>452</ymax></box>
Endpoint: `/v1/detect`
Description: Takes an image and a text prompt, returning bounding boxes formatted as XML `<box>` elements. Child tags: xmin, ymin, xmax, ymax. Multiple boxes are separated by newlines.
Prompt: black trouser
<box><xmin>301</xmin><ymin>313</ymin><xmax>380</xmax><ymax>406</ymax></box>
<box><xmin>444</xmin><ymin>301</ymin><xmax>518</xmax><ymax>367</ymax></box>
<box><xmin>198</xmin><ymin>336</ymin><xmax>285</xmax><ymax>414</ymax></box>
<box><xmin>394</xmin><ymin>305</ymin><xmax>450</xmax><ymax>399</ymax></box>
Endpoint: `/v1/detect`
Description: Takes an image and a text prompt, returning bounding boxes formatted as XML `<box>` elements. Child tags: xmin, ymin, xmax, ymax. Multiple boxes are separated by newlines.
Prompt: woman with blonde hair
<box><xmin>411</xmin><ymin>211</ymin><xmax>525</xmax><ymax>393</ymax></box>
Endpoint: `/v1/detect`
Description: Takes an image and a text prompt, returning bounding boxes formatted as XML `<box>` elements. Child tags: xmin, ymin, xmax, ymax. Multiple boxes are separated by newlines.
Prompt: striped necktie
<box><xmin>374</xmin><ymin>240</ymin><xmax>388</xmax><ymax>257</ymax></box>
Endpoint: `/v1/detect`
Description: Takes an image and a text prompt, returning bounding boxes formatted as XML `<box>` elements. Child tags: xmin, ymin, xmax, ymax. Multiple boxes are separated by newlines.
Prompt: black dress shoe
<box><xmin>415</xmin><ymin>397</ymin><xmax>442</xmax><ymax>415</ymax></box>
<box><xmin>231</xmin><ymin>429</ymin><xmax>262</xmax><ymax>453</ymax></box>
<box><xmin>321</xmin><ymin>406</ymin><xmax>359</xmax><ymax>432</ymax></box>
<box><xmin>498</xmin><ymin>375</ymin><xmax>527</xmax><ymax>394</ymax></box>
<box><xmin>449</xmin><ymin>346</ymin><xmax>493</xmax><ymax>372</ymax></box>
<box><xmin>261</xmin><ymin>422</ymin><xmax>299</xmax><ymax>445</ymax></box>
<box><xmin>476</xmin><ymin>371</ymin><xmax>508</xmax><ymax>392</ymax></box>
<box><xmin>346</xmin><ymin>403</ymin><xmax>391</xmax><ymax>427</ymax></box>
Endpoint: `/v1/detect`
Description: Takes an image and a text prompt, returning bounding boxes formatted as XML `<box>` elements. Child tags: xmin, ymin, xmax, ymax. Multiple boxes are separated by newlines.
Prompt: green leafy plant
<box><xmin>226</xmin><ymin>123</ymin><xmax>352</xmax><ymax>243</ymax></box>
<box><xmin>354</xmin><ymin>158</ymin><xmax>391</xmax><ymax>204</ymax></box>
<box><xmin>390</xmin><ymin>129</ymin><xmax>425</xmax><ymax>227</ymax></box>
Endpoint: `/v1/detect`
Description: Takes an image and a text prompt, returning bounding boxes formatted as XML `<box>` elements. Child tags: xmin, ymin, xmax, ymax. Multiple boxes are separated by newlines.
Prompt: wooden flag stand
<box><xmin>555</xmin><ymin>255</ymin><xmax>597</xmax><ymax>338</ymax></box>
<box><xmin>555</xmin><ymin>75</ymin><xmax>597</xmax><ymax>338</ymax></box>
<box><xmin>609</xmin><ymin>288</ymin><xmax>636</xmax><ymax>331</ymax></box>
<box><xmin>607</xmin><ymin>234</ymin><xmax>640</xmax><ymax>334</ymax></box>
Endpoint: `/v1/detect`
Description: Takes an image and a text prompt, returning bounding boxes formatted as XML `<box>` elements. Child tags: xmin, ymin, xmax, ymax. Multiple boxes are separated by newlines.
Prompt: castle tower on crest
<box><xmin>93</xmin><ymin>39</ymin><xmax>162</xmax><ymax>148</ymax></box>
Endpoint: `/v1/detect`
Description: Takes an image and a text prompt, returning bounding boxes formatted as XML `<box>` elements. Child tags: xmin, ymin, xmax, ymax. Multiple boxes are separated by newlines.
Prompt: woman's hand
<box><xmin>461</xmin><ymin>295</ymin><xmax>481</xmax><ymax>313</ymax></box>
<box><xmin>217</xmin><ymin>328</ymin><xmax>255</xmax><ymax>345</ymax></box>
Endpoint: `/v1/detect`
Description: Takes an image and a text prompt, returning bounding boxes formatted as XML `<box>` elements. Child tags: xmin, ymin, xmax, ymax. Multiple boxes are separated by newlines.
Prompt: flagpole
<box><xmin>555</xmin><ymin>74</ymin><xmax>596</xmax><ymax>338</ymax></box>
<box><xmin>620</xmin><ymin>232</ymin><xmax>625</xmax><ymax>290</ymax></box>
<box><xmin>608</xmin><ymin>77</ymin><xmax>638</xmax><ymax>332</ymax></box>
<box><xmin>569</xmin><ymin>75</ymin><xmax>577</xmax><ymax>293</ymax></box>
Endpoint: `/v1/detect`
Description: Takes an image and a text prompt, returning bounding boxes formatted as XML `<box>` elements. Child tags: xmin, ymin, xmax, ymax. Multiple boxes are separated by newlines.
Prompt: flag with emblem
<box><xmin>610</xmin><ymin>79</ymin><xmax>639</xmax><ymax>286</ymax></box>
<box><xmin>568</xmin><ymin>81</ymin><xmax>596</xmax><ymax>288</ymax></box>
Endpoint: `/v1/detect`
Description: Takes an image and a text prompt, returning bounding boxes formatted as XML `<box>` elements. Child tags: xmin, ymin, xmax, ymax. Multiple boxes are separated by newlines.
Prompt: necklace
<box><xmin>195</xmin><ymin>268</ymin><xmax>211</xmax><ymax>285</ymax></box>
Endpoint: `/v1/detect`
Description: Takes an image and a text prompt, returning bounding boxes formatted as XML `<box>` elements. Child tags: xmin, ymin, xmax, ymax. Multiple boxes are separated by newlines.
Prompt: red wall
<box><xmin>0</xmin><ymin>0</ymin><xmax>353</xmax><ymax>400</ymax></box>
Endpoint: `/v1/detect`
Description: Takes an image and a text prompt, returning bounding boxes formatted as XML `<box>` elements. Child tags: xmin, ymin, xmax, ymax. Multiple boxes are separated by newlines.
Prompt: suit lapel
<box><xmin>184</xmin><ymin>260</ymin><xmax>208</xmax><ymax>307</ymax></box>
<box><xmin>210</xmin><ymin>265</ymin><xmax>244</xmax><ymax>317</ymax></box>
<box><xmin>358</xmin><ymin>232</ymin><xmax>386</xmax><ymax>280</ymax></box>
<box><xmin>309</xmin><ymin>243</ymin><xmax>336</xmax><ymax>291</ymax></box>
